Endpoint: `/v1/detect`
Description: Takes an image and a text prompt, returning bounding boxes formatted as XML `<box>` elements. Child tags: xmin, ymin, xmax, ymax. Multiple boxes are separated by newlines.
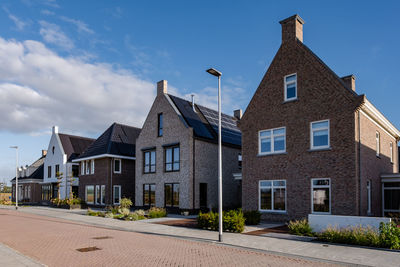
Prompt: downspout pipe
<box><xmin>358</xmin><ymin>110</ymin><xmax>362</xmax><ymax>216</ymax></box>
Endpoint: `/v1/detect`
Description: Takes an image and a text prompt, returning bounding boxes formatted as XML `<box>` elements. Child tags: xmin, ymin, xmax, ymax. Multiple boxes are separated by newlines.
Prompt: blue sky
<box><xmin>1</xmin><ymin>0</ymin><xmax>400</xmax><ymax>182</ymax></box>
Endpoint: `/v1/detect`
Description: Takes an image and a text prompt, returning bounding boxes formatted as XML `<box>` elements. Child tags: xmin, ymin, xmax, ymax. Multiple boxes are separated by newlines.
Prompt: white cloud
<box><xmin>3</xmin><ymin>7</ymin><xmax>28</xmax><ymax>31</ymax></box>
<box><xmin>39</xmin><ymin>20</ymin><xmax>74</xmax><ymax>50</ymax></box>
<box><xmin>59</xmin><ymin>16</ymin><xmax>94</xmax><ymax>34</ymax></box>
<box><xmin>0</xmin><ymin>37</ymin><xmax>155</xmax><ymax>134</ymax></box>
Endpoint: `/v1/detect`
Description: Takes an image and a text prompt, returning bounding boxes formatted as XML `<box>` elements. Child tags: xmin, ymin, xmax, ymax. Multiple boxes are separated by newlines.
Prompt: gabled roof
<box><xmin>58</xmin><ymin>133</ymin><xmax>95</xmax><ymax>161</ymax></box>
<box><xmin>74</xmin><ymin>123</ymin><xmax>141</xmax><ymax>161</ymax></box>
<box><xmin>168</xmin><ymin>94</ymin><xmax>241</xmax><ymax>147</ymax></box>
<box><xmin>11</xmin><ymin>157</ymin><xmax>44</xmax><ymax>182</ymax></box>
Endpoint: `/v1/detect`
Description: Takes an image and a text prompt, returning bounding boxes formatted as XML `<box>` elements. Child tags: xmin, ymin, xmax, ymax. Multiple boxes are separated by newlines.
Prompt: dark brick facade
<box><xmin>239</xmin><ymin>15</ymin><xmax>399</xmax><ymax>221</ymax></box>
<box><xmin>78</xmin><ymin>157</ymin><xmax>135</xmax><ymax>206</ymax></box>
<box><xmin>12</xmin><ymin>182</ymin><xmax>42</xmax><ymax>204</ymax></box>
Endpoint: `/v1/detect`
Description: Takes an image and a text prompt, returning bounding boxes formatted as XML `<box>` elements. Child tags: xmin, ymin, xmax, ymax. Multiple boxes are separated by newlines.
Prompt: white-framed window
<box><xmin>81</xmin><ymin>162</ymin><xmax>85</xmax><ymax>175</ymax></box>
<box><xmin>311</xmin><ymin>178</ymin><xmax>331</xmax><ymax>214</ymax></box>
<box><xmin>113</xmin><ymin>185</ymin><xmax>121</xmax><ymax>205</ymax></box>
<box><xmin>390</xmin><ymin>142</ymin><xmax>393</xmax><ymax>163</ymax></box>
<box><xmin>101</xmin><ymin>185</ymin><xmax>106</xmax><ymax>205</ymax></box>
<box><xmin>85</xmin><ymin>185</ymin><xmax>94</xmax><ymax>204</ymax></box>
<box><xmin>86</xmin><ymin>160</ymin><xmax>90</xmax><ymax>175</ymax></box>
<box><xmin>95</xmin><ymin>185</ymin><xmax>100</xmax><ymax>205</ymax></box>
<box><xmin>376</xmin><ymin>131</ymin><xmax>380</xmax><ymax>157</ymax></box>
<box><xmin>284</xmin><ymin>73</ymin><xmax>297</xmax><ymax>101</ymax></box>
<box><xmin>367</xmin><ymin>180</ymin><xmax>371</xmax><ymax>215</ymax></box>
<box><xmin>91</xmin><ymin>160</ymin><xmax>95</xmax><ymax>174</ymax></box>
<box><xmin>114</xmin><ymin>159</ymin><xmax>121</xmax><ymax>174</ymax></box>
<box><xmin>310</xmin><ymin>120</ymin><xmax>330</xmax><ymax>150</ymax></box>
<box><xmin>258</xmin><ymin>127</ymin><xmax>286</xmax><ymax>155</ymax></box>
<box><xmin>259</xmin><ymin>180</ymin><xmax>286</xmax><ymax>212</ymax></box>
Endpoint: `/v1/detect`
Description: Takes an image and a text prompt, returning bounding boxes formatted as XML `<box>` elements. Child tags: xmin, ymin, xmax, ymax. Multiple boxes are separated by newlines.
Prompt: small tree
<box><xmin>55</xmin><ymin>172</ymin><xmax>63</xmax><ymax>200</ymax></box>
<box><xmin>67</xmin><ymin>173</ymin><xmax>76</xmax><ymax>199</ymax></box>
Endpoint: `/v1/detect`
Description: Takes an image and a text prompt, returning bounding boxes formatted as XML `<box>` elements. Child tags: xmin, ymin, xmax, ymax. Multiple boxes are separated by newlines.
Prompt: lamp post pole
<box><xmin>206</xmin><ymin>68</ymin><xmax>223</xmax><ymax>242</ymax></box>
<box><xmin>10</xmin><ymin>146</ymin><xmax>18</xmax><ymax>210</ymax></box>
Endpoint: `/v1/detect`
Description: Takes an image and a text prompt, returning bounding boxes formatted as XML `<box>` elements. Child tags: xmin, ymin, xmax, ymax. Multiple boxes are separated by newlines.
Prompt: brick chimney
<box><xmin>157</xmin><ymin>80</ymin><xmax>168</xmax><ymax>96</ymax></box>
<box><xmin>341</xmin><ymin>75</ymin><xmax>356</xmax><ymax>91</ymax></box>
<box><xmin>234</xmin><ymin>109</ymin><xmax>242</xmax><ymax>120</ymax></box>
<box><xmin>279</xmin><ymin>14</ymin><xmax>305</xmax><ymax>43</ymax></box>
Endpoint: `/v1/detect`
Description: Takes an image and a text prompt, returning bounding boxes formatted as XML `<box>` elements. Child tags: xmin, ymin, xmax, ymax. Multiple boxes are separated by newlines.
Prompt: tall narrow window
<box><xmin>376</xmin><ymin>132</ymin><xmax>380</xmax><ymax>157</ymax></box>
<box><xmin>81</xmin><ymin>162</ymin><xmax>85</xmax><ymax>175</ymax></box>
<box><xmin>72</xmin><ymin>165</ymin><xmax>79</xmax><ymax>177</ymax></box>
<box><xmin>100</xmin><ymin>185</ymin><xmax>106</xmax><ymax>205</ymax></box>
<box><xmin>114</xmin><ymin>159</ymin><xmax>121</xmax><ymax>174</ymax></box>
<box><xmin>311</xmin><ymin>178</ymin><xmax>331</xmax><ymax>214</ymax></box>
<box><xmin>158</xmin><ymin>113</ymin><xmax>163</xmax><ymax>137</ymax></box>
<box><xmin>143</xmin><ymin>184</ymin><xmax>155</xmax><ymax>206</ymax></box>
<box><xmin>367</xmin><ymin>180</ymin><xmax>371</xmax><ymax>214</ymax></box>
<box><xmin>165</xmin><ymin>183</ymin><xmax>179</xmax><ymax>207</ymax></box>
<box><xmin>238</xmin><ymin>153</ymin><xmax>242</xmax><ymax>169</ymax></box>
<box><xmin>390</xmin><ymin>142</ymin><xmax>393</xmax><ymax>163</ymax></box>
<box><xmin>113</xmin><ymin>185</ymin><xmax>121</xmax><ymax>205</ymax></box>
<box><xmin>95</xmin><ymin>185</ymin><xmax>100</xmax><ymax>205</ymax></box>
<box><xmin>259</xmin><ymin>127</ymin><xmax>286</xmax><ymax>155</ymax></box>
<box><xmin>55</xmin><ymin>165</ymin><xmax>60</xmax><ymax>176</ymax></box>
<box><xmin>284</xmin><ymin>73</ymin><xmax>297</xmax><ymax>101</ymax></box>
<box><xmin>85</xmin><ymin>185</ymin><xmax>94</xmax><ymax>204</ymax></box>
<box><xmin>86</xmin><ymin>160</ymin><xmax>90</xmax><ymax>175</ymax></box>
<box><xmin>144</xmin><ymin>150</ymin><xmax>156</xmax><ymax>173</ymax></box>
<box><xmin>310</xmin><ymin>120</ymin><xmax>330</xmax><ymax>150</ymax></box>
<box><xmin>165</xmin><ymin>146</ymin><xmax>180</xmax><ymax>172</ymax></box>
<box><xmin>48</xmin><ymin>166</ymin><xmax>51</xmax><ymax>178</ymax></box>
<box><xmin>259</xmin><ymin>180</ymin><xmax>286</xmax><ymax>212</ymax></box>
<box><xmin>91</xmin><ymin>160</ymin><xmax>95</xmax><ymax>174</ymax></box>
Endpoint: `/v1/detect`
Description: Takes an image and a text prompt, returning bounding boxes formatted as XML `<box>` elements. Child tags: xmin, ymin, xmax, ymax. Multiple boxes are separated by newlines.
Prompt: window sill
<box><xmin>164</xmin><ymin>170</ymin><xmax>180</xmax><ymax>173</ymax></box>
<box><xmin>143</xmin><ymin>172</ymin><xmax>156</xmax><ymax>175</ymax></box>
<box><xmin>257</xmin><ymin>152</ymin><xmax>287</xmax><ymax>157</ymax></box>
<box><xmin>113</xmin><ymin>171</ymin><xmax>121</xmax><ymax>174</ymax></box>
<box><xmin>282</xmin><ymin>98</ymin><xmax>298</xmax><ymax>104</ymax></box>
<box><xmin>308</xmin><ymin>147</ymin><xmax>331</xmax><ymax>152</ymax></box>
<box><xmin>259</xmin><ymin>210</ymin><xmax>287</xmax><ymax>214</ymax></box>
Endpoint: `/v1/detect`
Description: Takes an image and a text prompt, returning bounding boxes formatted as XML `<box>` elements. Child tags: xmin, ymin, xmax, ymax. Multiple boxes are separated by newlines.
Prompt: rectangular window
<box><xmin>95</xmin><ymin>185</ymin><xmax>100</xmax><ymax>205</ymax></box>
<box><xmin>81</xmin><ymin>162</ymin><xmax>85</xmax><ymax>175</ymax></box>
<box><xmin>72</xmin><ymin>165</ymin><xmax>79</xmax><ymax>177</ymax></box>
<box><xmin>114</xmin><ymin>159</ymin><xmax>121</xmax><ymax>174</ymax></box>
<box><xmin>113</xmin><ymin>185</ymin><xmax>121</xmax><ymax>205</ymax></box>
<box><xmin>376</xmin><ymin>132</ymin><xmax>380</xmax><ymax>157</ymax></box>
<box><xmin>158</xmin><ymin>113</ymin><xmax>163</xmax><ymax>137</ymax></box>
<box><xmin>55</xmin><ymin>165</ymin><xmax>60</xmax><ymax>176</ymax></box>
<box><xmin>310</xmin><ymin>120</ymin><xmax>330</xmax><ymax>150</ymax></box>
<box><xmin>85</xmin><ymin>185</ymin><xmax>94</xmax><ymax>204</ymax></box>
<box><xmin>101</xmin><ymin>185</ymin><xmax>106</xmax><ymax>205</ymax></box>
<box><xmin>143</xmin><ymin>184</ymin><xmax>155</xmax><ymax>206</ymax></box>
<box><xmin>383</xmin><ymin>182</ymin><xmax>400</xmax><ymax>216</ymax></box>
<box><xmin>91</xmin><ymin>160</ymin><xmax>95</xmax><ymax>174</ymax></box>
<box><xmin>259</xmin><ymin>127</ymin><xmax>286</xmax><ymax>155</ymax></box>
<box><xmin>312</xmin><ymin>178</ymin><xmax>331</xmax><ymax>214</ymax></box>
<box><xmin>284</xmin><ymin>73</ymin><xmax>297</xmax><ymax>101</ymax></box>
<box><xmin>259</xmin><ymin>180</ymin><xmax>286</xmax><ymax>212</ymax></box>
<box><xmin>390</xmin><ymin>142</ymin><xmax>393</xmax><ymax>163</ymax></box>
<box><xmin>367</xmin><ymin>180</ymin><xmax>371</xmax><ymax>214</ymax></box>
<box><xmin>165</xmin><ymin>183</ymin><xmax>180</xmax><ymax>207</ymax></box>
<box><xmin>238</xmin><ymin>153</ymin><xmax>242</xmax><ymax>169</ymax></box>
<box><xmin>165</xmin><ymin>146</ymin><xmax>180</xmax><ymax>172</ymax></box>
<box><xmin>144</xmin><ymin>150</ymin><xmax>156</xmax><ymax>173</ymax></box>
<box><xmin>86</xmin><ymin>160</ymin><xmax>90</xmax><ymax>175</ymax></box>
<box><xmin>48</xmin><ymin>166</ymin><xmax>51</xmax><ymax>178</ymax></box>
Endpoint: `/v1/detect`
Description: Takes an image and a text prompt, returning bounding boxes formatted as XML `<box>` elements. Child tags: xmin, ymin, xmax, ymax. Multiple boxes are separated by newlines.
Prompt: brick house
<box><xmin>73</xmin><ymin>123</ymin><xmax>141</xmax><ymax>206</ymax></box>
<box><xmin>11</xmin><ymin>150</ymin><xmax>47</xmax><ymax>204</ymax></box>
<box><xmin>135</xmin><ymin>80</ymin><xmax>242</xmax><ymax>212</ymax></box>
<box><xmin>239</xmin><ymin>15</ymin><xmax>400</xmax><ymax>221</ymax></box>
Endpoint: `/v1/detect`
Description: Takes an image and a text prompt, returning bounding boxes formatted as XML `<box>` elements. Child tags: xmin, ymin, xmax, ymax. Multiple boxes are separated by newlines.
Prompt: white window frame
<box><xmin>85</xmin><ymin>185</ymin><xmax>94</xmax><ymax>204</ymax></box>
<box><xmin>284</xmin><ymin>73</ymin><xmax>297</xmax><ymax>102</ymax></box>
<box><xmin>310</xmin><ymin>120</ymin><xmax>330</xmax><ymax>150</ymax></box>
<box><xmin>113</xmin><ymin>185</ymin><xmax>121</xmax><ymax>205</ymax></box>
<box><xmin>376</xmin><ymin>131</ymin><xmax>380</xmax><ymax>157</ymax></box>
<box><xmin>86</xmin><ymin>160</ymin><xmax>90</xmax><ymax>175</ymax></box>
<box><xmin>95</xmin><ymin>185</ymin><xmax>100</xmax><ymax>205</ymax></box>
<box><xmin>258</xmin><ymin>180</ymin><xmax>287</xmax><ymax>213</ymax></box>
<box><xmin>258</xmin><ymin>127</ymin><xmax>286</xmax><ymax>155</ymax></box>
<box><xmin>390</xmin><ymin>142</ymin><xmax>393</xmax><ymax>163</ymax></box>
<box><xmin>81</xmin><ymin>162</ymin><xmax>85</xmax><ymax>175</ymax></box>
<box><xmin>100</xmin><ymin>185</ymin><xmax>106</xmax><ymax>205</ymax></box>
<box><xmin>367</xmin><ymin>180</ymin><xmax>371</xmax><ymax>215</ymax></box>
<box><xmin>311</xmin><ymin>178</ymin><xmax>331</xmax><ymax>214</ymax></box>
<box><xmin>91</xmin><ymin>160</ymin><xmax>95</xmax><ymax>174</ymax></box>
<box><xmin>114</xmin><ymin>159</ymin><xmax>122</xmax><ymax>174</ymax></box>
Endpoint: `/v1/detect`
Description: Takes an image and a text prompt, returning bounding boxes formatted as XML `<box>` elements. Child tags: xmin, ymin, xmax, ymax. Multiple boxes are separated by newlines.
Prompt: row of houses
<box><xmin>11</xmin><ymin>15</ymin><xmax>400</xmax><ymax>220</ymax></box>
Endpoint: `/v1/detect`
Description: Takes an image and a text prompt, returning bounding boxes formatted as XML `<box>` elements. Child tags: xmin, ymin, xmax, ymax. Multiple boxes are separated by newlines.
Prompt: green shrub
<box><xmin>105</xmin><ymin>212</ymin><xmax>114</xmax><ymax>218</ymax></box>
<box><xmin>113</xmin><ymin>214</ymin><xmax>125</xmax><ymax>219</ymax></box>
<box><xmin>379</xmin><ymin>221</ymin><xmax>400</xmax><ymax>249</ymax></box>
<box><xmin>118</xmin><ymin>208</ymin><xmax>130</xmax><ymax>217</ymax></box>
<box><xmin>120</xmin><ymin>198</ymin><xmax>133</xmax><ymax>209</ymax></box>
<box><xmin>87</xmin><ymin>209</ymin><xmax>104</xmax><ymax>217</ymax></box>
<box><xmin>318</xmin><ymin>225</ymin><xmax>380</xmax><ymax>247</ymax></box>
<box><xmin>135</xmin><ymin>209</ymin><xmax>146</xmax><ymax>217</ymax></box>
<box><xmin>148</xmin><ymin>207</ymin><xmax>167</xmax><ymax>218</ymax></box>
<box><xmin>243</xmin><ymin>210</ymin><xmax>261</xmax><ymax>225</ymax></box>
<box><xmin>106</xmin><ymin>206</ymin><xmax>119</xmax><ymax>214</ymax></box>
<box><xmin>287</xmin><ymin>219</ymin><xmax>313</xmax><ymax>236</ymax></box>
<box><xmin>197</xmin><ymin>209</ymin><xmax>245</xmax><ymax>233</ymax></box>
<box><xmin>125</xmin><ymin>210</ymin><xmax>146</xmax><ymax>221</ymax></box>
<box><xmin>67</xmin><ymin>198</ymin><xmax>84</xmax><ymax>205</ymax></box>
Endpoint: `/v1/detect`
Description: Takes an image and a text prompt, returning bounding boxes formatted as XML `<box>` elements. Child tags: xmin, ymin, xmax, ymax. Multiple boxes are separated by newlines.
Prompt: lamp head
<box><xmin>206</xmin><ymin>68</ymin><xmax>222</xmax><ymax>77</ymax></box>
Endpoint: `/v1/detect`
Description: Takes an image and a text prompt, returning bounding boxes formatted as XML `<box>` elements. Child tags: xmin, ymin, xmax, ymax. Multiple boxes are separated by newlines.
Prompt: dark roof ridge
<box><xmin>58</xmin><ymin>132</ymin><xmax>95</xmax><ymax>141</ymax></box>
<box><xmin>112</xmin><ymin>122</ymin><xmax>142</xmax><ymax>131</ymax></box>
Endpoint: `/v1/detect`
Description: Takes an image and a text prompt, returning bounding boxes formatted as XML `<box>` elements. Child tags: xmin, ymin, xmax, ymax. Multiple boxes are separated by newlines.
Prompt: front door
<box><xmin>200</xmin><ymin>183</ymin><xmax>207</xmax><ymax>209</ymax></box>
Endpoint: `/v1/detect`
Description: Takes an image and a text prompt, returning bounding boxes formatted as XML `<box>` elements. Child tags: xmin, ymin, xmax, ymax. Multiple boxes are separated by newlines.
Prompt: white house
<box><xmin>42</xmin><ymin>126</ymin><xmax>94</xmax><ymax>200</ymax></box>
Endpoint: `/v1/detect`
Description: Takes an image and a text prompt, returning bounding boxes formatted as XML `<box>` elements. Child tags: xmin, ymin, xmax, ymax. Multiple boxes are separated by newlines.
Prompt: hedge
<box><xmin>197</xmin><ymin>209</ymin><xmax>245</xmax><ymax>233</ymax></box>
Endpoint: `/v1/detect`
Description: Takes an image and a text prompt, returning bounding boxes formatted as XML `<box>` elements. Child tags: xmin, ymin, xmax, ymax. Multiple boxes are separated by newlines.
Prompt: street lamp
<box><xmin>206</xmin><ymin>68</ymin><xmax>223</xmax><ymax>242</ymax></box>
<box><xmin>10</xmin><ymin>146</ymin><xmax>18</xmax><ymax>210</ymax></box>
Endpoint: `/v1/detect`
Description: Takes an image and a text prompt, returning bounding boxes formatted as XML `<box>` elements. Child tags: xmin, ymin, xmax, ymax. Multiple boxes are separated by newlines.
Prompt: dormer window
<box><xmin>284</xmin><ymin>73</ymin><xmax>297</xmax><ymax>101</ymax></box>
